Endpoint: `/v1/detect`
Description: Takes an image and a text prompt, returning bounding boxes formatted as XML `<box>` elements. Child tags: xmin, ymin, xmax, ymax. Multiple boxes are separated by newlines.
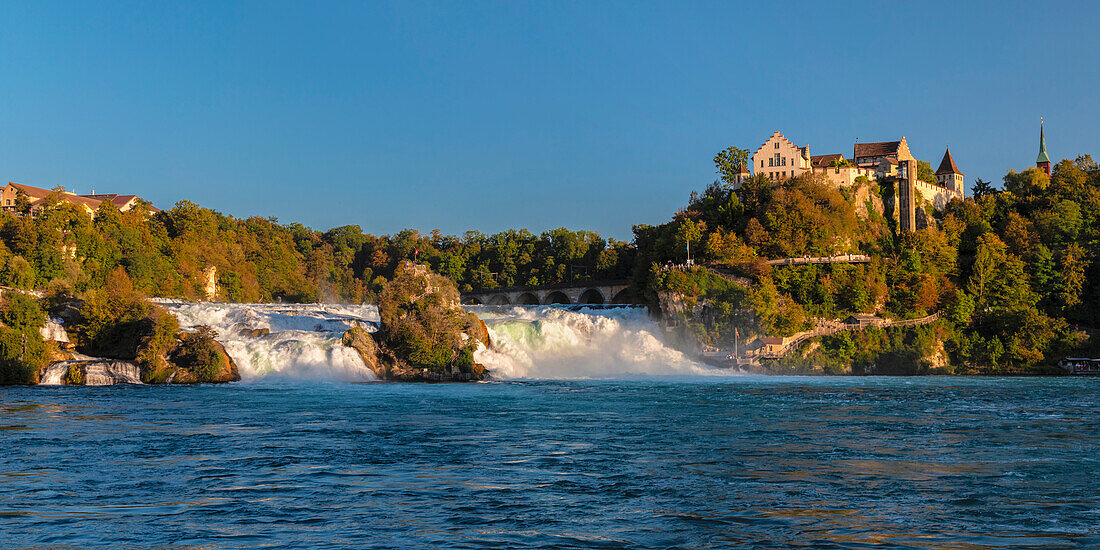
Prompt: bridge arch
<box><xmin>543</xmin><ymin>291</ymin><xmax>571</xmax><ymax>305</ymax></box>
<box><xmin>611</xmin><ymin>288</ymin><xmax>631</xmax><ymax>304</ymax></box>
<box><xmin>578</xmin><ymin>288</ymin><xmax>605</xmax><ymax>304</ymax></box>
<box><xmin>516</xmin><ymin>292</ymin><xmax>540</xmax><ymax>305</ymax></box>
<box><xmin>487</xmin><ymin>294</ymin><xmax>512</xmax><ymax>305</ymax></box>
<box><xmin>462</xmin><ymin>296</ymin><xmax>483</xmax><ymax>305</ymax></box>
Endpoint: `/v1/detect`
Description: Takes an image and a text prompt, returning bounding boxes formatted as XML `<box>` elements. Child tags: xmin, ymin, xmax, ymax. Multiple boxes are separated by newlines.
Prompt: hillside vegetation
<box><xmin>1</xmin><ymin>151</ymin><xmax>1097</xmax><ymax>377</ymax></box>
<box><xmin>635</xmin><ymin>154</ymin><xmax>1100</xmax><ymax>373</ymax></box>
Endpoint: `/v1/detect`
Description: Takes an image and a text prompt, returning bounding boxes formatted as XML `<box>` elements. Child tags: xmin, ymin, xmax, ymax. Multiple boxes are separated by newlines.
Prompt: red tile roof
<box><xmin>8</xmin><ymin>182</ymin><xmax>58</xmax><ymax>199</ymax></box>
<box><xmin>810</xmin><ymin>154</ymin><xmax>844</xmax><ymax>168</ymax></box>
<box><xmin>935</xmin><ymin>148</ymin><xmax>963</xmax><ymax>176</ymax></box>
<box><xmin>854</xmin><ymin>141</ymin><xmax>902</xmax><ymax>159</ymax></box>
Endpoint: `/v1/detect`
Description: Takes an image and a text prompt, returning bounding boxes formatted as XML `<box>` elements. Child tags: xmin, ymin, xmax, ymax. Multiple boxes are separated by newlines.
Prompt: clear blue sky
<box><xmin>1</xmin><ymin>1</ymin><xmax>1096</xmax><ymax>240</ymax></box>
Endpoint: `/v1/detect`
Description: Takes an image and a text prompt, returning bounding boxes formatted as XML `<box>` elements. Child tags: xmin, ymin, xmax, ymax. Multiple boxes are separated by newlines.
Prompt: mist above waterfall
<box><xmin>151</xmin><ymin>301</ymin><xmax>724</xmax><ymax>381</ymax></box>
<box><xmin>471</xmin><ymin>306</ymin><xmax>726</xmax><ymax>379</ymax></box>
<box><xmin>157</xmin><ymin>301</ymin><xmax>380</xmax><ymax>381</ymax></box>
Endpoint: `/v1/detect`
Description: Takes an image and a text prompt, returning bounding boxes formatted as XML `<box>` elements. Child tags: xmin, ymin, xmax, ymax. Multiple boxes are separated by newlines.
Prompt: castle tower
<box><xmin>935</xmin><ymin>147</ymin><xmax>964</xmax><ymax>194</ymax></box>
<box><xmin>1036</xmin><ymin>119</ymin><xmax>1051</xmax><ymax>176</ymax></box>
<box><xmin>898</xmin><ymin>159</ymin><xmax>917</xmax><ymax>233</ymax></box>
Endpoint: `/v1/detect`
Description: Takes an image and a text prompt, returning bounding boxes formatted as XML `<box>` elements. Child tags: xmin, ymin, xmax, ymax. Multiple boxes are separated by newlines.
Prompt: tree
<box><xmin>0</xmin><ymin>256</ymin><xmax>36</xmax><ymax>290</ymax></box>
<box><xmin>971</xmin><ymin>178</ymin><xmax>995</xmax><ymax>199</ymax></box>
<box><xmin>1003</xmin><ymin>168</ymin><xmax>1050</xmax><ymax>198</ymax></box>
<box><xmin>1057</xmin><ymin>243</ymin><xmax>1086</xmax><ymax>311</ymax></box>
<box><xmin>673</xmin><ymin>219</ymin><xmax>704</xmax><ymax>262</ymax></box>
<box><xmin>714</xmin><ymin>146</ymin><xmax>750</xmax><ymax>187</ymax></box>
<box><xmin>12</xmin><ymin>189</ymin><xmax>32</xmax><ymax>216</ymax></box>
<box><xmin>1</xmin><ymin>293</ymin><xmax>45</xmax><ymax>331</ymax></box>
<box><xmin>967</xmin><ymin>233</ymin><xmax>1005</xmax><ymax>309</ymax></box>
<box><xmin>948</xmin><ymin>289</ymin><xmax>974</xmax><ymax>326</ymax></box>
<box><xmin>917</xmin><ymin>160</ymin><xmax>936</xmax><ymax>183</ymax></box>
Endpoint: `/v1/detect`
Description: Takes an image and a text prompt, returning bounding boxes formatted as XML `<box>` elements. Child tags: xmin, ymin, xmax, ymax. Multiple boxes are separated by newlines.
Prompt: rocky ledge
<box><xmin>342</xmin><ymin>262</ymin><xmax>491</xmax><ymax>382</ymax></box>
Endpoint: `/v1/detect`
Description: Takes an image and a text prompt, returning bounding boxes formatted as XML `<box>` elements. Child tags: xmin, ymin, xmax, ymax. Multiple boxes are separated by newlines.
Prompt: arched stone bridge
<box><xmin>461</xmin><ymin>280</ymin><xmax>632</xmax><ymax>306</ymax></box>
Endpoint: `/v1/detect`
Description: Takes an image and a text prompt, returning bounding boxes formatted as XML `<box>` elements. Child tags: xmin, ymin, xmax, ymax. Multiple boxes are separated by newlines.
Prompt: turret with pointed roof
<box><xmin>935</xmin><ymin>148</ymin><xmax>964</xmax><ymax>194</ymax></box>
<box><xmin>1036</xmin><ymin>119</ymin><xmax>1051</xmax><ymax>176</ymax></box>
<box><xmin>935</xmin><ymin>148</ymin><xmax>963</xmax><ymax>176</ymax></box>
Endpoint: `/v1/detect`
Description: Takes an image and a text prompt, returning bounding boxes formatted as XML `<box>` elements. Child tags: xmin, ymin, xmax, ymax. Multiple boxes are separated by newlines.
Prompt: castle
<box><xmin>734</xmin><ymin>131</ymin><xmax>965</xmax><ymax>232</ymax></box>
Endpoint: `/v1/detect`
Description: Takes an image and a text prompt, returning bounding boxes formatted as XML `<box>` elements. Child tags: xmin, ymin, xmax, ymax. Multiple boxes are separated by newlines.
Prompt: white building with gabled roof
<box><xmin>752</xmin><ymin>131</ymin><xmax>811</xmax><ymax>182</ymax></box>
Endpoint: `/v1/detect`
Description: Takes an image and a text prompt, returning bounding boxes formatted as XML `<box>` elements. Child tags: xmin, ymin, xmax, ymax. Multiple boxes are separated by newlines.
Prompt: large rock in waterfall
<box><xmin>344</xmin><ymin>262</ymin><xmax>489</xmax><ymax>381</ymax></box>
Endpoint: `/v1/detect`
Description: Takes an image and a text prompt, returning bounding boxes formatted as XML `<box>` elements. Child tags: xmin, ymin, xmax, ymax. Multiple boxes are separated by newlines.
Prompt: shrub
<box><xmin>170</xmin><ymin>325</ymin><xmax>225</xmax><ymax>381</ymax></box>
<box><xmin>64</xmin><ymin>363</ymin><xmax>85</xmax><ymax>385</ymax></box>
<box><xmin>135</xmin><ymin>307</ymin><xmax>180</xmax><ymax>371</ymax></box>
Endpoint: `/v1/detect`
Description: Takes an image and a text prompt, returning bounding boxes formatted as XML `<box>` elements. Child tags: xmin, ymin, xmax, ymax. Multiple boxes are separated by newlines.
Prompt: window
<box><xmin>769</xmin><ymin>158</ymin><xmax>774</xmax><ymax>167</ymax></box>
<box><xmin>774</xmin><ymin>142</ymin><xmax>779</xmax><ymax>149</ymax></box>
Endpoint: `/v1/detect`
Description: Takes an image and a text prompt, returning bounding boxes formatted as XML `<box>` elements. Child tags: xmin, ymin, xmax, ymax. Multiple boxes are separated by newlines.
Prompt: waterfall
<box><xmin>39</xmin><ymin>356</ymin><xmax>143</xmax><ymax>385</ymax></box>
<box><xmin>471</xmin><ymin>306</ymin><xmax>726</xmax><ymax>379</ymax></box>
<box><xmin>157</xmin><ymin>301</ymin><xmax>380</xmax><ymax>381</ymax></box>
<box><xmin>34</xmin><ymin>301</ymin><xmax>724</xmax><ymax>383</ymax></box>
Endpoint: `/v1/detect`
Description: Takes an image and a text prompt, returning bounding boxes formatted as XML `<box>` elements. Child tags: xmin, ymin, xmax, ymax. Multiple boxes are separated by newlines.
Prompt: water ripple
<box><xmin>1</xmin><ymin>377</ymin><xmax>1098</xmax><ymax>548</ymax></box>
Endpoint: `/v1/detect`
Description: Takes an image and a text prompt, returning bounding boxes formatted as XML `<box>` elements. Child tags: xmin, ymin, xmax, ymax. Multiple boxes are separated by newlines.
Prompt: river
<box><xmin>2</xmin><ymin>377</ymin><xmax>1098</xmax><ymax>548</ymax></box>
<box><xmin>5</xmin><ymin>304</ymin><xmax>1100</xmax><ymax>547</ymax></box>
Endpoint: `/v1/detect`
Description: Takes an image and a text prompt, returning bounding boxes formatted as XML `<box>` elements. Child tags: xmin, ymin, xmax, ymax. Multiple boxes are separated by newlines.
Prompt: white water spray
<box><xmin>471</xmin><ymin>306</ymin><xmax>728</xmax><ymax>379</ymax></box>
<box><xmin>156</xmin><ymin>301</ymin><xmax>380</xmax><ymax>381</ymax></box>
<box><xmin>149</xmin><ymin>302</ymin><xmax>728</xmax><ymax>382</ymax></box>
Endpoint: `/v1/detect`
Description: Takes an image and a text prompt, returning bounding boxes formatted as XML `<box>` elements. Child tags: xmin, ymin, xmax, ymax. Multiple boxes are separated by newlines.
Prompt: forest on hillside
<box><xmin>0</xmin><ymin>151</ymin><xmax>1097</xmax><ymax>375</ymax></box>
<box><xmin>0</xmin><ymin>192</ymin><xmax>633</xmax><ymax>304</ymax></box>
<box><xmin>637</xmin><ymin>152</ymin><xmax>1100</xmax><ymax>373</ymax></box>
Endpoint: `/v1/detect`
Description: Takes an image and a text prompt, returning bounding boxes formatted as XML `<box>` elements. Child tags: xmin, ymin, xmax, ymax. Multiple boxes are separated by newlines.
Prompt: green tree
<box><xmin>713</xmin><ymin>146</ymin><xmax>750</xmax><ymax>187</ymax></box>
<box><xmin>971</xmin><ymin>178</ymin><xmax>995</xmax><ymax>199</ymax></box>
<box><xmin>917</xmin><ymin>160</ymin><xmax>936</xmax><ymax>183</ymax></box>
<box><xmin>2</xmin><ymin>293</ymin><xmax>45</xmax><ymax>331</ymax></box>
<box><xmin>0</xmin><ymin>256</ymin><xmax>36</xmax><ymax>290</ymax></box>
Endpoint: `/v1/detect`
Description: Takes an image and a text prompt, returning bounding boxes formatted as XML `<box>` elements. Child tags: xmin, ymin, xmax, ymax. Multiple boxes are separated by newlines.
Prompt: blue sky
<box><xmin>1</xmin><ymin>1</ymin><xmax>1096</xmax><ymax>240</ymax></box>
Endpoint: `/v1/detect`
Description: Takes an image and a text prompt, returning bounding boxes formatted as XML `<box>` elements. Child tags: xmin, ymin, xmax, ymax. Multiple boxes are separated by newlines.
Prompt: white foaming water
<box><xmin>156</xmin><ymin>300</ymin><xmax>380</xmax><ymax>381</ymax></box>
<box><xmin>471</xmin><ymin>306</ymin><xmax>730</xmax><ymax>379</ymax></box>
<box><xmin>40</xmin><ymin>356</ymin><xmax>143</xmax><ymax>385</ymax></box>
<box><xmin>150</xmin><ymin>301</ymin><xmax>728</xmax><ymax>382</ymax></box>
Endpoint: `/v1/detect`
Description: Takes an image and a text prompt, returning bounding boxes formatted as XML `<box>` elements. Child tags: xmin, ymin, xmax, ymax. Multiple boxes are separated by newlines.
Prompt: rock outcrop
<box><xmin>344</xmin><ymin>262</ymin><xmax>490</xmax><ymax>382</ymax></box>
<box><xmin>162</xmin><ymin>328</ymin><xmax>241</xmax><ymax>383</ymax></box>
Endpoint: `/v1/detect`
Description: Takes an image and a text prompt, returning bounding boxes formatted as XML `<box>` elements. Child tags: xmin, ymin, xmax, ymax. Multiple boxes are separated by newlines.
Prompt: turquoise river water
<box><xmin>2</xmin><ymin>376</ymin><xmax>1099</xmax><ymax>549</ymax></box>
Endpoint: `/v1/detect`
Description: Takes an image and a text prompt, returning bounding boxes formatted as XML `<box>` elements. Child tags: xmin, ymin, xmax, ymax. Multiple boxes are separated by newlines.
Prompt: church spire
<box><xmin>1036</xmin><ymin>118</ymin><xmax>1051</xmax><ymax>176</ymax></box>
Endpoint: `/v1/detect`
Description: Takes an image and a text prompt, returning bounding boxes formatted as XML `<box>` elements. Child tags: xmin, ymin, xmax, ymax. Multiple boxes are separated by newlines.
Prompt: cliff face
<box><xmin>345</xmin><ymin>262</ymin><xmax>490</xmax><ymax>382</ymax></box>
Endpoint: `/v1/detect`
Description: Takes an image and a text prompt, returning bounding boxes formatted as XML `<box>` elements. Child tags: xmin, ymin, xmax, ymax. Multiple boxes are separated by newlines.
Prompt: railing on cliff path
<box><xmin>660</xmin><ymin>264</ymin><xmax>754</xmax><ymax>287</ymax></box>
<box><xmin>766</xmin><ymin>254</ymin><xmax>871</xmax><ymax>266</ymax></box>
<box><xmin>756</xmin><ymin>311</ymin><xmax>943</xmax><ymax>360</ymax></box>
<box><xmin>662</xmin><ymin>254</ymin><xmax>871</xmax><ymax>286</ymax></box>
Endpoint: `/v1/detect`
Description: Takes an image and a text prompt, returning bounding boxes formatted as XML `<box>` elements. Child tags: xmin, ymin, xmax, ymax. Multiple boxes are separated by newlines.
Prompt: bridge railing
<box><xmin>461</xmin><ymin>279</ymin><xmax>631</xmax><ymax>296</ymax></box>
